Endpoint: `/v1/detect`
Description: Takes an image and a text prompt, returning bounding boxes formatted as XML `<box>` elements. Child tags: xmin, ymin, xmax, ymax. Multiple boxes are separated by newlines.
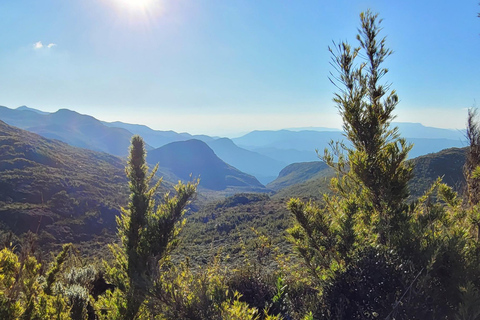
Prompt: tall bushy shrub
<box><xmin>104</xmin><ymin>135</ymin><xmax>197</xmax><ymax>320</ymax></box>
<box><xmin>288</xmin><ymin>11</ymin><xmax>480</xmax><ymax>319</ymax></box>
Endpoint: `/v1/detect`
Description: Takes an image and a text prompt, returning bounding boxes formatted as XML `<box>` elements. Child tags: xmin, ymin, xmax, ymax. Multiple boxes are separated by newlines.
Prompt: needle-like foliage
<box><xmin>114</xmin><ymin>135</ymin><xmax>198</xmax><ymax>320</ymax></box>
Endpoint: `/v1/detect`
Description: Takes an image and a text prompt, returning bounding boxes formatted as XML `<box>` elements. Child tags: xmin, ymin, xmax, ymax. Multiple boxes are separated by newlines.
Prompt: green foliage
<box><xmin>107</xmin><ymin>135</ymin><xmax>198</xmax><ymax>320</ymax></box>
<box><xmin>286</xmin><ymin>10</ymin><xmax>480</xmax><ymax>319</ymax></box>
<box><xmin>324</xmin><ymin>10</ymin><xmax>413</xmax><ymax>246</ymax></box>
<box><xmin>456</xmin><ymin>282</ymin><xmax>480</xmax><ymax>320</ymax></box>
<box><xmin>0</xmin><ymin>244</ymin><xmax>71</xmax><ymax>320</ymax></box>
<box><xmin>288</xmin><ymin>10</ymin><xmax>413</xmax><ymax>281</ymax></box>
<box><xmin>45</xmin><ymin>243</ymin><xmax>73</xmax><ymax>295</ymax></box>
<box><xmin>151</xmin><ymin>258</ymin><xmax>228</xmax><ymax>319</ymax></box>
<box><xmin>220</xmin><ymin>291</ymin><xmax>260</xmax><ymax>320</ymax></box>
<box><xmin>178</xmin><ymin>194</ymin><xmax>291</xmax><ymax>268</ymax></box>
<box><xmin>465</xmin><ymin>108</ymin><xmax>480</xmax><ymax>206</ymax></box>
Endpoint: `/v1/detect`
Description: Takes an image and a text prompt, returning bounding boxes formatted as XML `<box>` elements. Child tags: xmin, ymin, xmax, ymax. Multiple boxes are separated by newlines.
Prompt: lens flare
<box><xmin>115</xmin><ymin>0</ymin><xmax>156</xmax><ymax>11</ymax></box>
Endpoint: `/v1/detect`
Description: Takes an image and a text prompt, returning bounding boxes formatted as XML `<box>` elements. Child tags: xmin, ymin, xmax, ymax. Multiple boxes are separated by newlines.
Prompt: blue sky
<box><xmin>0</xmin><ymin>0</ymin><xmax>479</xmax><ymax>136</ymax></box>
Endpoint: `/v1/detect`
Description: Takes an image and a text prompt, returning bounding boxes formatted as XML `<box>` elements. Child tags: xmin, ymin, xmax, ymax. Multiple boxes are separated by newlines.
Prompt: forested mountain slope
<box><xmin>0</xmin><ymin>106</ymin><xmax>137</xmax><ymax>156</ymax></box>
<box><xmin>0</xmin><ymin>120</ymin><xmax>129</xmax><ymax>251</ymax></box>
<box><xmin>271</xmin><ymin>147</ymin><xmax>467</xmax><ymax>200</ymax></box>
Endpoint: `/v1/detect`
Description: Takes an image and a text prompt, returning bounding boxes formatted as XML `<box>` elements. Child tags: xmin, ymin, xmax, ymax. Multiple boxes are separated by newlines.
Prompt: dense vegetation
<box><xmin>1</xmin><ymin>10</ymin><xmax>480</xmax><ymax>320</ymax></box>
<box><xmin>0</xmin><ymin>119</ymin><xmax>128</xmax><ymax>253</ymax></box>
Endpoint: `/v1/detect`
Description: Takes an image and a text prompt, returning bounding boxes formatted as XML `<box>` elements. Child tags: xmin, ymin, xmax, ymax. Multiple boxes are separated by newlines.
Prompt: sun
<box><xmin>108</xmin><ymin>0</ymin><xmax>163</xmax><ymax>16</ymax></box>
<box><xmin>115</xmin><ymin>0</ymin><xmax>157</xmax><ymax>11</ymax></box>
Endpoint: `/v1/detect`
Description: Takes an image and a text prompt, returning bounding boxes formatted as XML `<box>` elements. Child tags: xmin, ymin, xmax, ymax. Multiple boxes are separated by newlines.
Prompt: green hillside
<box><xmin>267</xmin><ymin>161</ymin><xmax>330</xmax><ymax>191</ymax></box>
<box><xmin>0</xmin><ymin>120</ymin><xmax>131</xmax><ymax>253</ymax></box>
<box><xmin>0</xmin><ymin>116</ymin><xmax>469</xmax><ymax>265</ymax></box>
<box><xmin>178</xmin><ymin>193</ymin><xmax>292</xmax><ymax>268</ymax></box>
<box><xmin>271</xmin><ymin>147</ymin><xmax>467</xmax><ymax>200</ymax></box>
<box><xmin>409</xmin><ymin>147</ymin><xmax>466</xmax><ymax>198</ymax></box>
<box><xmin>177</xmin><ymin>148</ymin><xmax>467</xmax><ymax>268</ymax></box>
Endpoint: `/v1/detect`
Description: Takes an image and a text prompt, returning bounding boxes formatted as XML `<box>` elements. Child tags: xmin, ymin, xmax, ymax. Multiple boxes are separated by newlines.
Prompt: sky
<box><xmin>0</xmin><ymin>0</ymin><xmax>479</xmax><ymax>137</ymax></box>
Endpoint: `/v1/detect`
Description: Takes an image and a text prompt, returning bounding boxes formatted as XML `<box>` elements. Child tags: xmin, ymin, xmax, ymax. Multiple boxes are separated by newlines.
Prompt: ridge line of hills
<box><xmin>0</xmin><ymin>114</ymin><xmax>470</xmax><ymax>259</ymax></box>
<box><xmin>0</xmin><ymin>105</ymin><xmax>467</xmax><ymax>186</ymax></box>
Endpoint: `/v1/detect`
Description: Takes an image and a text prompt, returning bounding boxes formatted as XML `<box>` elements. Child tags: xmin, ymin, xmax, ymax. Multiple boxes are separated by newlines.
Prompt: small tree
<box><xmin>110</xmin><ymin>135</ymin><xmax>197</xmax><ymax>320</ymax></box>
<box><xmin>464</xmin><ymin>108</ymin><xmax>480</xmax><ymax>206</ymax></box>
<box><xmin>287</xmin><ymin>10</ymin><xmax>480</xmax><ymax>319</ymax></box>
<box><xmin>288</xmin><ymin>10</ymin><xmax>413</xmax><ymax>286</ymax></box>
<box><xmin>327</xmin><ymin>10</ymin><xmax>413</xmax><ymax>245</ymax></box>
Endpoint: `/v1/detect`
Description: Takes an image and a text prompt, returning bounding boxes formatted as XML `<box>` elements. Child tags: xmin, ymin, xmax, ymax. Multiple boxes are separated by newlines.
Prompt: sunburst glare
<box><xmin>116</xmin><ymin>0</ymin><xmax>156</xmax><ymax>11</ymax></box>
<box><xmin>107</xmin><ymin>0</ymin><xmax>164</xmax><ymax>18</ymax></box>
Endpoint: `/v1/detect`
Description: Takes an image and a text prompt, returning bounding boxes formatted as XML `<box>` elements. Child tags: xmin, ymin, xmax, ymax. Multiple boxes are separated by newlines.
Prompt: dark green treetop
<box><xmin>112</xmin><ymin>135</ymin><xmax>198</xmax><ymax>320</ymax></box>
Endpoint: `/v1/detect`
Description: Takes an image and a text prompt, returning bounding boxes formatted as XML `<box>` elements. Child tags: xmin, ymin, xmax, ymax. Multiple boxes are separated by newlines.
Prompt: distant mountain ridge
<box><xmin>205</xmin><ymin>138</ymin><xmax>286</xmax><ymax>184</ymax></box>
<box><xmin>147</xmin><ymin>139</ymin><xmax>266</xmax><ymax>192</ymax></box>
<box><xmin>0</xmin><ymin>106</ymin><xmax>137</xmax><ymax>156</ymax></box>
<box><xmin>0</xmin><ymin>106</ymin><xmax>283</xmax><ymax>183</ymax></box>
<box><xmin>233</xmin><ymin>128</ymin><xmax>466</xmax><ymax>160</ymax></box>
<box><xmin>102</xmin><ymin>120</ymin><xmax>214</xmax><ymax>147</ymax></box>
<box><xmin>0</xmin><ymin>105</ymin><xmax>468</xmax><ymax>185</ymax></box>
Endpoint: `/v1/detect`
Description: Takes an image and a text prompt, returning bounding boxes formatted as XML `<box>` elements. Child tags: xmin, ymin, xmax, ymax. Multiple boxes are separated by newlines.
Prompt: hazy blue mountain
<box><xmin>16</xmin><ymin>105</ymin><xmax>50</xmax><ymax>115</ymax></box>
<box><xmin>249</xmin><ymin>147</ymin><xmax>320</xmax><ymax>164</ymax></box>
<box><xmin>147</xmin><ymin>139</ymin><xmax>267</xmax><ymax>192</ymax></box>
<box><xmin>0</xmin><ymin>106</ymin><xmax>138</xmax><ymax>156</ymax></box>
<box><xmin>102</xmin><ymin>120</ymin><xmax>214</xmax><ymax>147</ymax></box>
<box><xmin>232</xmin><ymin>129</ymin><xmax>344</xmax><ymax>151</ymax></box>
<box><xmin>394</xmin><ymin>122</ymin><xmax>464</xmax><ymax>140</ymax></box>
<box><xmin>1</xmin><ymin>105</ymin><xmax>466</xmax><ymax>184</ymax></box>
<box><xmin>233</xmin><ymin>126</ymin><xmax>466</xmax><ymax>161</ymax></box>
<box><xmin>103</xmin><ymin>121</ymin><xmax>283</xmax><ymax>183</ymax></box>
<box><xmin>206</xmin><ymin>138</ymin><xmax>286</xmax><ymax>184</ymax></box>
<box><xmin>408</xmin><ymin>138</ymin><xmax>465</xmax><ymax>158</ymax></box>
<box><xmin>103</xmin><ymin>121</ymin><xmax>186</xmax><ymax>147</ymax></box>
<box><xmin>0</xmin><ymin>106</ymin><xmax>284</xmax><ymax>185</ymax></box>
<box><xmin>285</xmin><ymin>122</ymin><xmax>464</xmax><ymax>140</ymax></box>
<box><xmin>286</xmin><ymin>126</ymin><xmax>342</xmax><ymax>132</ymax></box>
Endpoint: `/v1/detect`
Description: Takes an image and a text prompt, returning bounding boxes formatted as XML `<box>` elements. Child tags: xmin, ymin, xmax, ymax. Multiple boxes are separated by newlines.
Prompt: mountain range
<box><xmin>0</xmin><ymin>110</ymin><xmax>471</xmax><ymax>258</ymax></box>
<box><xmin>0</xmin><ymin>105</ymin><xmax>467</xmax><ymax>184</ymax></box>
<box><xmin>0</xmin><ymin>119</ymin><xmax>270</xmax><ymax>252</ymax></box>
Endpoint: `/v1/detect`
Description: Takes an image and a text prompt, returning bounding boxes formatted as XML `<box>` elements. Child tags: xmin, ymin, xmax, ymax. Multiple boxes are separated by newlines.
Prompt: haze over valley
<box><xmin>1</xmin><ymin>1</ymin><xmax>479</xmax><ymax>318</ymax></box>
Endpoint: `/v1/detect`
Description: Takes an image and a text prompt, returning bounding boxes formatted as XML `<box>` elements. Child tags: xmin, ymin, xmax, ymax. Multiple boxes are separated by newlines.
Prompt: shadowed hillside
<box><xmin>0</xmin><ymin>120</ymin><xmax>130</xmax><ymax>251</ymax></box>
<box><xmin>0</xmin><ymin>106</ymin><xmax>138</xmax><ymax>156</ymax></box>
<box><xmin>147</xmin><ymin>139</ymin><xmax>267</xmax><ymax>192</ymax></box>
<box><xmin>206</xmin><ymin>138</ymin><xmax>286</xmax><ymax>184</ymax></box>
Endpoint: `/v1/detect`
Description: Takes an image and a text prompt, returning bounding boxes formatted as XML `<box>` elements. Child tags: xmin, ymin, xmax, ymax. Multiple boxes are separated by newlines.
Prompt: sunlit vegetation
<box><xmin>1</xmin><ymin>9</ymin><xmax>480</xmax><ymax>320</ymax></box>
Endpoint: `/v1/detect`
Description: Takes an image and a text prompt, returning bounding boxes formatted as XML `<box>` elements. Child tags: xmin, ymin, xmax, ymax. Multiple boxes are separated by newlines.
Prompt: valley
<box><xmin>0</xmin><ymin>106</ymin><xmax>469</xmax><ymax>264</ymax></box>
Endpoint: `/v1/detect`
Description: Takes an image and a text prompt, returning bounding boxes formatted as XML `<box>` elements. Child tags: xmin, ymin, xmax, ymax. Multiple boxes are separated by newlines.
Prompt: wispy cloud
<box><xmin>33</xmin><ymin>41</ymin><xmax>43</xmax><ymax>49</ymax></box>
<box><xmin>33</xmin><ymin>41</ymin><xmax>57</xmax><ymax>50</ymax></box>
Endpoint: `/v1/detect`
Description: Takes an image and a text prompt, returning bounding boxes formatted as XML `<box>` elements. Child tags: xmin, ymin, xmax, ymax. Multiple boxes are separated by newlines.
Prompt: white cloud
<box><xmin>33</xmin><ymin>41</ymin><xmax>57</xmax><ymax>50</ymax></box>
<box><xmin>33</xmin><ymin>41</ymin><xmax>43</xmax><ymax>49</ymax></box>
